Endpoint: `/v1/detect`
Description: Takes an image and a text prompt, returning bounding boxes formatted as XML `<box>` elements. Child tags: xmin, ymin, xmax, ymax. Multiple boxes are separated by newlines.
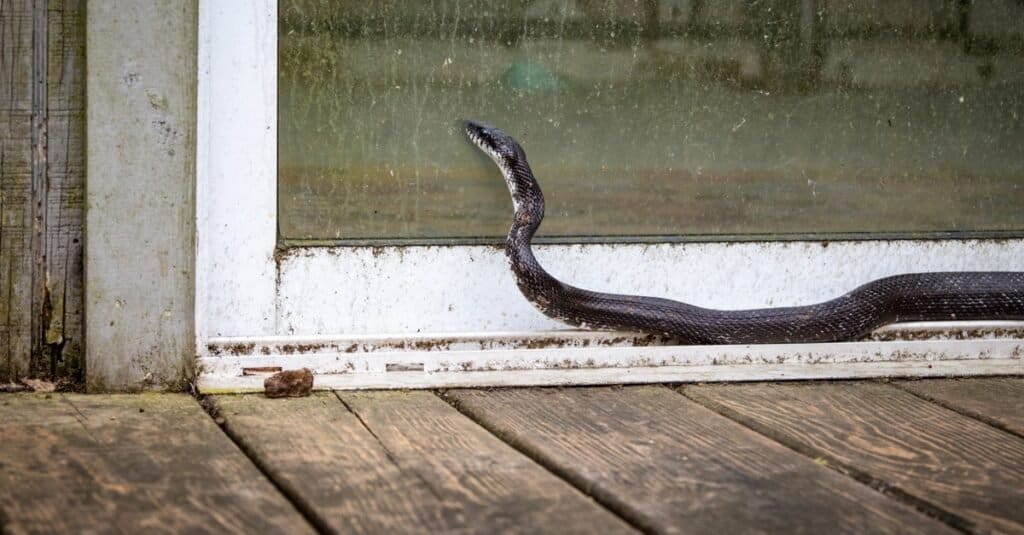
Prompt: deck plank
<box><xmin>686</xmin><ymin>381</ymin><xmax>1024</xmax><ymax>534</ymax></box>
<box><xmin>896</xmin><ymin>377</ymin><xmax>1024</xmax><ymax>437</ymax></box>
<box><xmin>0</xmin><ymin>394</ymin><xmax>312</xmax><ymax>534</ymax></box>
<box><xmin>212</xmin><ymin>391</ymin><xmax>634</xmax><ymax>534</ymax></box>
<box><xmin>445</xmin><ymin>385</ymin><xmax>952</xmax><ymax>535</ymax></box>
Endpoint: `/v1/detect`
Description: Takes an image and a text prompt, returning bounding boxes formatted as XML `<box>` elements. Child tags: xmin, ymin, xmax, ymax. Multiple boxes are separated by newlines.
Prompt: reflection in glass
<box><xmin>279</xmin><ymin>0</ymin><xmax>1024</xmax><ymax>242</ymax></box>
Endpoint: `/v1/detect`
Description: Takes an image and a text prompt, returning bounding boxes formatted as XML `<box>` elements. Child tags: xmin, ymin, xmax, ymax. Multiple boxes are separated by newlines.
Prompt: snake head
<box><xmin>462</xmin><ymin>119</ymin><xmax>540</xmax><ymax>217</ymax></box>
<box><xmin>462</xmin><ymin>120</ymin><xmax>522</xmax><ymax>168</ymax></box>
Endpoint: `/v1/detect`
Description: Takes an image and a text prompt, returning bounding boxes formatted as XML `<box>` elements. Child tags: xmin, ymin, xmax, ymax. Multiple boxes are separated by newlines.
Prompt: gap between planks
<box><xmin>198</xmin><ymin>395</ymin><xmax>337</xmax><ymax>534</ymax></box>
<box><xmin>201</xmin><ymin>378</ymin><xmax>1023</xmax><ymax>534</ymax></box>
<box><xmin>0</xmin><ymin>393</ymin><xmax>314</xmax><ymax>534</ymax></box>
<box><xmin>892</xmin><ymin>376</ymin><xmax>1024</xmax><ymax>440</ymax></box>
<box><xmin>205</xmin><ymin>391</ymin><xmax>636</xmax><ymax>534</ymax></box>
<box><xmin>683</xmin><ymin>379</ymin><xmax>1024</xmax><ymax>534</ymax></box>
<box><xmin>443</xmin><ymin>384</ymin><xmax>955</xmax><ymax>534</ymax></box>
<box><xmin>676</xmin><ymin>382</ymin><xmax>975</xmax><ymax>532</ymax></box>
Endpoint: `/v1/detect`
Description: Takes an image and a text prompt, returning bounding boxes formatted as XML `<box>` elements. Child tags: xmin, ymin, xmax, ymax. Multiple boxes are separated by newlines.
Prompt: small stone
<box><xmin>264</xmin><ymin>368</ymin><xmax>314</xmax><ymax>398</ymax></box>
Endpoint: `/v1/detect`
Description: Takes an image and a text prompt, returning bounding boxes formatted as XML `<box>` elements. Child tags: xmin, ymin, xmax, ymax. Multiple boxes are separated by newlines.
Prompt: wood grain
<box><xmin>686</xmin><ymin>381</ymin><xmax>1024</xmax><ymax>534</ymax></box>
<box><xmin>0</xmin><ymin>394</ymin><xmax>313</xmax><ymax>534</ymax></box>
<box><xmin>1</xmin><ymin>0</ymin><xmax>35</xmax><ymax>382</ymax></box>
<box><xmin>897</xmin><ymin>375</ymin><xmax>1024</xmax><ymax>436</ymax></box>
<box><xmin>0</xmin><ymin>0</ymin><xmax>84</xmax><ymax>383</ymax></box>
<box><xmin>41</xmin><ymin>0</ymin><xmax>85</xmax><ymax>381</ymax></box>
<box><xmin>896</xmin><ymin>377</ymin><xmax>1024</xmax><ymax>437</ymax></box>
<box><xmin>446</xmin><ymin>385</ymin><xmax>952</xmax><ymax>535</ymax></box>
<box><xmin>212</xmin><ymin>391</ymin><xmax>634</xmax><ymax>534</ymax></box>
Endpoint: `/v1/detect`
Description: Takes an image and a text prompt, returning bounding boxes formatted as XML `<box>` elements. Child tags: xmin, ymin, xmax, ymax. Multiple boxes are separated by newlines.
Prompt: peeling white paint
<box><xmin>277</xmin><ymin>240</ymin><xmax>1024</xmax><ymax>335</ymax></box>
<box><xmin>198</xmin><ymin>357</ymin><xmax>1024</xmax><ymax>393</ymax></box>
<box><xmin>197</xmin><ymin>322</ymin><xmax>1024</xmax><ymax>391</ymax></box>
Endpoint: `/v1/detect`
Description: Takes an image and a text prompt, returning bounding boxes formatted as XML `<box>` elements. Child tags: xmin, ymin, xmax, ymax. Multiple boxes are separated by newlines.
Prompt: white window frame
<box><xmin>195</xmin><ymin>0</ymin><xmax>1023</xmax><ymax>392</ymax></box>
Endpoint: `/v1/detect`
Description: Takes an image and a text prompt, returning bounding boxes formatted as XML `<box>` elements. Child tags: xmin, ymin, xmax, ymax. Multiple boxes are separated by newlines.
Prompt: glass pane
<box><xmin>279</xmin><ymin>0</ymin><xmax>1024</xmax><ymax>242</ymax></box>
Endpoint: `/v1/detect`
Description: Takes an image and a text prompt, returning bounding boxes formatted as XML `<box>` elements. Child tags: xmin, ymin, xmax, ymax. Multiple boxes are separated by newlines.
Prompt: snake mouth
<box><xmin>462</xmin><ymin>119</ymin><xmax>508</xmax><ymax>164</ymax></box>
<box><xmin>461</xmin><ymin>119</ymin><xmax>490</xmax><ymax>147</ymax></box>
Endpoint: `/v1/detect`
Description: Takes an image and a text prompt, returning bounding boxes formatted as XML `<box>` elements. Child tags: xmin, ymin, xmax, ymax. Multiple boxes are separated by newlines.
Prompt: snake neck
<box><xmin>505</xmin><ymin>173</ymin><xmax>568</xmax><ymax>312</ymax></box>
<box><xmin>507</xmin><ymin>209</ymin><xmax>541</xmax><ymax>273</ymax></box>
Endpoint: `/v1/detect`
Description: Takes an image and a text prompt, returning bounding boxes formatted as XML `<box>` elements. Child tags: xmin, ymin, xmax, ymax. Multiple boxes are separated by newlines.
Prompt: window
<box><xmin>278</xmin><ymin>0</ymin><xmax>1023</xmax><ymax>243</ymax></box>
<box><xmin>197</xmin><ymin>1</ymin><xmax>1024</xmax><ymax>390</ymax></box>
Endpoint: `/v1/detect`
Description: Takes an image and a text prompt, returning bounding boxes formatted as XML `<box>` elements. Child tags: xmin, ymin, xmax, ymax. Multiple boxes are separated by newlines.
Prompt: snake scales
<box><xmin>464</xmin><ymin>120</ymin><xmax>1024</xmax><ymax>344</ymax></box>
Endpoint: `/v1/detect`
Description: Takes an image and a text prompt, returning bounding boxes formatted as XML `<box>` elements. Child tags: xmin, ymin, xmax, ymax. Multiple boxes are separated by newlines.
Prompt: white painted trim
<box><xmin>198</xmin><ymin>359</ymin><xmax>1024</xmax><ymax>393</ymax></box>
<box><xmin>204</xmin><ymin>321</ymin><xmax>1024</xmax><ymax>355</ymax></box>
<box><xmin>198</xmin><ymin>322</ymin><xmax>1024</xmax><ymax>391</ymax></box>
<box><xmin>197</xmin><ymin>0</ymin><xmax>277</xmax><ymax>341</ymax></box>
<box><xmin>195</xmin><ymin>0</ymin><xmax>1024</xmax><ymax>391</ymax></box>
<box><xmin>203</xmin><ymin>338</ymin><xmax>1023</xmax><ymax>378</ymax></box>
<box><xmin>273</xmin><ymin>240</ymin><xmax>1023</xmax><ymax>335</ymax></box>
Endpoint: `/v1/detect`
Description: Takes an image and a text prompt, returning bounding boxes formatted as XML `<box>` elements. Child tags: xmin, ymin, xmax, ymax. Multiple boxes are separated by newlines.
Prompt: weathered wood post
<box><xmin>86</xmin><ymin>2</ymin><xmax>198</xmax><ymax>390</ymax></box>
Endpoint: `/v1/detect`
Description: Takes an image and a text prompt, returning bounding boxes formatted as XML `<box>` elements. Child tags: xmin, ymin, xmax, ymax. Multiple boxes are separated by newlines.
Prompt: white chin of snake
<box><xmin>468</xmin><ymin>133</ymin><xmax>522</xmax><ymax>213</ymax></box>
<box><xmin>473</xmin><ymin>145</ymin><xmax>521</xmax><ymax>212</ymax></box>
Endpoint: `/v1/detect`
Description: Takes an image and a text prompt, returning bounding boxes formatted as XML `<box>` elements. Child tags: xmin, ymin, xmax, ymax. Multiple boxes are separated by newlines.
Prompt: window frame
<box><xmin>195</xmin><ymin>0</ymin><xmax>1024</xmax><ymax>392</ymax></box>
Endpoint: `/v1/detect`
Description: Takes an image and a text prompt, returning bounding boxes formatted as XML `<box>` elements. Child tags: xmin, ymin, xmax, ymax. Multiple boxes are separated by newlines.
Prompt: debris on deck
<box><xmin>264</xmin><ymin>368</ymin><xmax>314</xmax><ymax>398</ymax></box>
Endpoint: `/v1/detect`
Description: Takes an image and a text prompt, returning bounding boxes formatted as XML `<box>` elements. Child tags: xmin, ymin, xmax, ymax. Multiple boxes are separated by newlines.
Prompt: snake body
<box><xmin>464</xmin><ymin>120</ymin><xmax>1024</xmax><ymax>344</ymax></box>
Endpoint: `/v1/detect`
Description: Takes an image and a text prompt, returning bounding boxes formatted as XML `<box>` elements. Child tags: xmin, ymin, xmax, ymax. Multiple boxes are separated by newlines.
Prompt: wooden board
<box><xmin>897</xmin><ymin>377</ymin><xmax>1024</xmax><ymax>437</ymax></box>
<box><xmin>0</xmin><ymin>394</ymin><xmax>312</xmax><ymax>533</ymax></box>
<box><xmin>686</xmin><ymin>381</ymin><xmax>1024</xmax><ymax>534</ymax></box>
<box><xmin>0</xmin><ymin>0</ymin><xmax>35</xmax><ymax>382</ymax></box>
<box><xmin>0</xmin><ymin>0</ymin><xmax>85</xmax><ymax>384</ymax></box>
<box><xmin>41</xmin><ymin>0</ymin><xmax>86</xmax><ymax>381</ymax></box>
<box><xmin>445</xmin><ymin>385</ymin><xmax>953</xmax><ymax>534</ymax></box>
<box><xmin>212</xmin><ymin>391</ymin><xmax>634</xmax><ymax>534</ymax></box>
<box><xmin>85</xmin><ymin>0</ymin><xmax>195</xmax><ymax>390</ymax></box>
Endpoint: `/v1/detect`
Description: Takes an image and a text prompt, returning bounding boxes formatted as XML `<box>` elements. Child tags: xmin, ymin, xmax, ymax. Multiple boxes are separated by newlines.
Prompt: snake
<box><xmin>463</xmin><ymin>120</ymin><xmax>1024</xmax><ymax>344</ymax></box>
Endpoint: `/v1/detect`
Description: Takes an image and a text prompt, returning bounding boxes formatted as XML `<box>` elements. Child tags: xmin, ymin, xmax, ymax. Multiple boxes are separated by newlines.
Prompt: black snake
<box><xmin>463</xmin><ymin>120</ymin><xmax>1024</xmax><ymax>344</ymax></box>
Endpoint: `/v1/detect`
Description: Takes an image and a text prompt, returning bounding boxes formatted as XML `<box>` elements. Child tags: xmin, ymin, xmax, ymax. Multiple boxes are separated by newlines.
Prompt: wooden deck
<box><xmin>2</xmin><ymin>378</ymin><xmax>1022</xmax><ymax>534</ymax></box>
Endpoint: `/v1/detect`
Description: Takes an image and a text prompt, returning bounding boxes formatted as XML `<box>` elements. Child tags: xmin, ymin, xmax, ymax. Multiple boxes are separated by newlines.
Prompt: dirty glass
<box><xmin>279</xmin><ymin>0</ymin><xmax>1024</xmax><ymax>243</ymax></box>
